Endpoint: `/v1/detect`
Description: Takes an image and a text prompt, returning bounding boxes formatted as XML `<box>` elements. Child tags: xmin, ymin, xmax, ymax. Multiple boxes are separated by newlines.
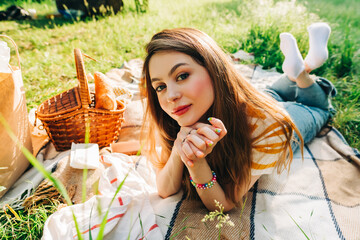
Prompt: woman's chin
<box><xmin>177</xmin><ymin>118</ymin><xmax>199</xmax><ymax>127</ymax></box>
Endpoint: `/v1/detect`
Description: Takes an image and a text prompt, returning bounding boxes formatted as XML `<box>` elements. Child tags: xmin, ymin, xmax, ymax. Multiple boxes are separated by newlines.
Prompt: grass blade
<box><xmin>82</xmin><ymin>168</ymin><xmax>88</xmax><ymax>203</ymax></box>
<box><xmin>285</xmin><ymin>210</ymin><xmax>310</xmax><ymax>240</ymax></box>
<box><xmin>72</xmin><ymin>211</ymin><xmax>83</xmax><ymax>240</ymax></box>
<box><xmin>239</xmin><ymin>196</ymin><xmax>247</xmax><ymax>222</ymax></box>
<box><xmin>169</xmin><ymin>226</ymin><xmax>196</xmax><ymax>240</ymax></box>
<box><xmin>82</xmin><ymin>119</ymin><xmax>91</xmax><ymax>203</ymax></box>
<box><xmin>139</xmin><ymin>213</ymin><xmax>144</xmax><ymax>239</ymax></box>
<box><xmin>96</xmin><ymin>171</ymin><xmax>130</xmax><ymax>240</ymax></box>
<box><xmin>89</xmin><ymin>205</ymin><xmax>94</xmax><ymax>240</ymax></box>
<box><xmin>4</xmin><ymin>204</ymin><xmax>21</xmax><ymax>220</ymax></box>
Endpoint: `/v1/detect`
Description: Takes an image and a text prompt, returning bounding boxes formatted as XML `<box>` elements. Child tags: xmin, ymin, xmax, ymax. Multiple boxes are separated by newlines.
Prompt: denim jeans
<box><xmin>264</xmin><ymin>75</ymin><xmax>337</xmax><ymax>152</ymax></box>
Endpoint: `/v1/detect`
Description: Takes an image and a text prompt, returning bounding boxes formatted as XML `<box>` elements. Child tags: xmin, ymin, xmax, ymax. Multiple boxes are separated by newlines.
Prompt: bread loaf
<box><xmin>94</xmin><ymin>71</ymin><xmax>117</xmax><ymax>110</ymax></box>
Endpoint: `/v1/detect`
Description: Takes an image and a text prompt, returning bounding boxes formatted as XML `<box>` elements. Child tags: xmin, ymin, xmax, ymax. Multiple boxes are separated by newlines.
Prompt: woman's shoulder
<box><xmin>248</xmin><ymin>107</ymin><xmax>290</xmax><ymax>175</ymax></box>
<box><xmin>247</xmin><ymin>107</ymin><xmax>289</xmax><ymax>145</ymax></box>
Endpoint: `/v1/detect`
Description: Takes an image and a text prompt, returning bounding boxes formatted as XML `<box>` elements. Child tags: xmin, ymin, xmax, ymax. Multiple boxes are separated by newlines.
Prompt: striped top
<box><xmin>250</xmin><ymin>110</ymin><xmax>290</xmax><ymax>176</ymax></box>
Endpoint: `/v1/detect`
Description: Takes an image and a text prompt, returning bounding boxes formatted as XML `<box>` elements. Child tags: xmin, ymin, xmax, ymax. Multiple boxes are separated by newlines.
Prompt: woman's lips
<box><xmin>172</xmin><ymin>104</ymin><xmax>191</xmax><ymax>116</ymax></box>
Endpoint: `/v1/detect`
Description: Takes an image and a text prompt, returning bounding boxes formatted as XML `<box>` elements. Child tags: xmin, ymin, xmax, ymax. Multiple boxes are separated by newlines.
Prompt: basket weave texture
<box><xmin>36</xmin><ymin>49</ymin><xmax>125</xmax><ymax>151</ymax></box>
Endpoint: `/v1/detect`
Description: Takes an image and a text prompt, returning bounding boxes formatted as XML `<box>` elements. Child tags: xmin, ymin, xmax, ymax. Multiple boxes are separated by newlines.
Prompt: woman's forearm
<box><xmin>188</xmin><ymin>160</ymin><xmax>235</xmax><ymax>212</ymax></box>
<box><xmin>156</xmin><ymin>149</ymin><xmax>185</xmax><ymax>198</ymax></box>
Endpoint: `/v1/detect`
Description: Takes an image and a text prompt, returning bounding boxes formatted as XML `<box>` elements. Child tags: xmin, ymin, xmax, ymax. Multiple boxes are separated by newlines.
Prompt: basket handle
<box><xmin>0</xmin><ymin>35</ymin><xmax>21</xmax><ymax>72</ymax></box>
<box><xmin>74</xmin><ymin>48</ymin><xmax>91</xmax><ymax>108</ymax></box>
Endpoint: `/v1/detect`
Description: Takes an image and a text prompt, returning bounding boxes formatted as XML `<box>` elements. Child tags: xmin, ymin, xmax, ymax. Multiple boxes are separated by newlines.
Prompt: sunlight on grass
<box><xmin>1</xmin><ymin>201</ymin><xmax>60</xmax><ymax>238</ymax></box>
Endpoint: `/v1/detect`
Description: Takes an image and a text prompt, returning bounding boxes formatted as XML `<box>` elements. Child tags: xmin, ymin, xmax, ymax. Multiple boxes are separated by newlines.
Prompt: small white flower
<box><xmin>202</xmin><ymin>200</ymin><xmax>235</xmax><ymax>232</ymax></box>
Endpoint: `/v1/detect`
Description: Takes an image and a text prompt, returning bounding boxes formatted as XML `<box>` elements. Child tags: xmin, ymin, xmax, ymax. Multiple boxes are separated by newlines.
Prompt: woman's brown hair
<box><xmin>141</xmin><ymin>28</ymin><xmax>303</xmax><ymax>203</ymax></box>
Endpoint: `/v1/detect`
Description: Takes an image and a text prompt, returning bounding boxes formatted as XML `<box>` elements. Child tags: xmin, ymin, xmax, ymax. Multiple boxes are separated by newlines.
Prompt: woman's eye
<box><xmin>177</xmin><ymin>73</ymin><xmax>189</xmax><ymax>81</ymax></box>
<box><xmin>155</xmin><ymin>85</ymin><xmax>166</xmax><ymax>92</ymax></box>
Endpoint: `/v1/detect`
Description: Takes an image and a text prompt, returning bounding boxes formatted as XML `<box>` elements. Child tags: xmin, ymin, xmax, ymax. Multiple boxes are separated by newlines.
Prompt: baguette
<box><xmin>94</xmin><ymin>72</ymin><xmax>117</xmax><ymax>110</ymax></box>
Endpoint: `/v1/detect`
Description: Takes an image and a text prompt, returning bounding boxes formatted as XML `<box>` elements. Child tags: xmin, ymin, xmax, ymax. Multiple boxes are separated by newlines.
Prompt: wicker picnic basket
<box><xmin>36</xmin><ymin>48</ymin><xmax>125</xmax><ymax>151</ymax></box>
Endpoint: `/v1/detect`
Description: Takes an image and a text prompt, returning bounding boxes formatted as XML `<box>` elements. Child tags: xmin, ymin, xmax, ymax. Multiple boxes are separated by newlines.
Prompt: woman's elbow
<box><xmin>158</xmin><ymin>191</ymin><xmax>171</xmax><ymax>199</ymax></box>
<box><xmin>157</xmin><ymin>188</ymin><xmax>179</xmax><ymax>199</ymax></box>
<box><xmin>223</xmin><ymin>205</ymin><xmax>235</xmax><ymax>213</ymax></box>
<box><xmin>205</xmin><ymin>202</ymin><xmax>235</xmax><ymax>213</ymax></box>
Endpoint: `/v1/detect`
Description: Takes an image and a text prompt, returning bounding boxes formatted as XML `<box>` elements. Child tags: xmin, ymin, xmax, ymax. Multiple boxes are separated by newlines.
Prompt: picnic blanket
<box><xmin>40</xmin><ymin>126</ymin><xmax>360</xmax><ymax>239</ymax></box>
<box><xmin>1</xmin><ymin>54</ymin><xmax>360</xmax><ymax>239</ymax></box>
<box><xmin>42</xmin><ymin>153</ymin><xmax>163</xmax><ymax>240</ymax></box>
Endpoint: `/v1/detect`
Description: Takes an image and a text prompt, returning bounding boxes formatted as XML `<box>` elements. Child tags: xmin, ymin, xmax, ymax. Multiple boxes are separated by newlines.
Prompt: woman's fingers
<box><xmin>186</xmin><ymin>133</ymin><xmax>207</xmax><ymax>151</ymax></box>
<box><xmin>174</xmin><ymin>138</ymin><xmax>194</xmax><ymax>167</ymax></box>
<box><xmin>175</xmin><ymin>119</ymin><xmax>227</xmax><ymax>168</ymax></box>
<box><xmin>207</xmin><ymin>117</ymin><xmax>227</xmax><ymax>139</ymax></box>
<box><xmin>178</xmin><ymin>127</ymin><xmax>193</xmax><ymax>142</ymax></box>
<box><xmin>194</xmin><ymin>125</ymin><xmax>219</xmax><ymax>142</ymax></box>
<box><xmin>181</xmin><ymin>141</ymin><xmax>197</xmax><ymax>166</ymax></box>
<box><xmin>182</xmin><ymin>138</ymin><xmax>207</xmax><ymax>160</ymax></box>
<box><xmin>187</xmin><ymin>140</ymin><xmax>206</xmax><ymax>158</ymax></box>
<box><xmin>185</xmin><ymin>118</ymin><xmax>227</xmax><ymax>155</ymax></box>
<box><xmin>191</xmin><ymin>122</ymin><xmax>224</xmax><ymax>140</ymax></box>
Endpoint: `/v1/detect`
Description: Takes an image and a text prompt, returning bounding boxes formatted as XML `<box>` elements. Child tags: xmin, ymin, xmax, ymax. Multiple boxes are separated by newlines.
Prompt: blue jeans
<box><xmin>264</xmin><ymin>75</ymin><xmax>337</xmax><ymax>152</ymax></box>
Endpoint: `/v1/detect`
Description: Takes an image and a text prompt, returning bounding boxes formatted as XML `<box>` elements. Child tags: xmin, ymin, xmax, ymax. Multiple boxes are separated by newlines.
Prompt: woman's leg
<box><xmin>294</xmin><ymin>71</ymin><xmax>336</xmax><ymax>110</ymax></box>
<box><xmin>280</xmin><ymin>102</ymin><xmax>330</xmax><ymax>152</ymax></box>
<box><xmin>265</xmin><ymin>74</ymin><xmax>297</xmax><ymax>102</ymax></box>
<box><xmin>268</xmin><ymin>23</ymin><xmax>336</xmax><ymax>110</ymax></box>
<box><xmin>266</xmin><ymin>71</ymin><xmax>336</xmax><ymax>110</ymax></box>
<box><xmin>267</xmin><ymin>23</ymin><xmax>336</xmax><ymax>152</ymax></box>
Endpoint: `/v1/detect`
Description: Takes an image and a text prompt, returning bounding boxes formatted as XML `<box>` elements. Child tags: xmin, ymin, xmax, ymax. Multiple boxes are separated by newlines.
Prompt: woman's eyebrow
<box><xmin>169</xmin><ymin>63</ymin><xmax>188</xmax><ymax>76</ymax></box>
<box><xmin>151</xmin><ymin>63</ymin><xmax>189</xmax><ymax>83</ymax></box>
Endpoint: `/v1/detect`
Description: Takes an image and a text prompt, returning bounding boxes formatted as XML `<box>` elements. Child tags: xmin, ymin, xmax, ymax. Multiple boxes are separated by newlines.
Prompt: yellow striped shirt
<box><xmin>250</xmin><ymin>111</ymin><xmax>289</xmax><ymax>176</ymax></box>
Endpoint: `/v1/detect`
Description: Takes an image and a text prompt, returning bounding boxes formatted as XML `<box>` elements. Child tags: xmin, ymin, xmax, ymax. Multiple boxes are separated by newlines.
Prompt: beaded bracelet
<box><xmin>189</xmin><ymin>171</ymin><xmax>217</xmax><ymax>190</ymax></box>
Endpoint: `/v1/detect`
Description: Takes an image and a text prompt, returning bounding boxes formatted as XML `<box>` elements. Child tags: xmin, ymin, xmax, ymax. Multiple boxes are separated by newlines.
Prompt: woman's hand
<box><xmin>175</xmin><ymin>117</ymin><xmax>227</xmax><ymax>167</ymax></box>
<box><xmin>174</xmin><ymin>126</ymin><xmax>197</xmax><ymax>167</ymax></box>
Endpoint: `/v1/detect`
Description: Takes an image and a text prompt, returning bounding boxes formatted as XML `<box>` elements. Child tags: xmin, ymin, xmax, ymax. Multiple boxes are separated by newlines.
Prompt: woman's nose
<box><xmin>167</xmin><ymin>85</ymin><xmax>181</xmax><ymax>103</ymax></box>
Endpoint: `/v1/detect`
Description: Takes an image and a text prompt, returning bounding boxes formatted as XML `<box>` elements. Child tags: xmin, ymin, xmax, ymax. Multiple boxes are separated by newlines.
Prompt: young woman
<box><xmin>141</xmin><ymin>23</ymin><xmax>336</xmax><ymax>212</ymax></box>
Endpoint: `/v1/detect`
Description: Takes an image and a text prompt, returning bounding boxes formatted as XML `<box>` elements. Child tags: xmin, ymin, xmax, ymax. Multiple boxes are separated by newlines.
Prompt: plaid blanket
<box><xmin>153</xmin><ymin>126</ymin><xmax>360</xmax><ymax>240</ymax></box>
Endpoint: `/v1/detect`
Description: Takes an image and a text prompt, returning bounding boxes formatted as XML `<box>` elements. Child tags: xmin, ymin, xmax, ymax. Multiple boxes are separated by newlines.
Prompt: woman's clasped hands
<box><xmin>175</xmin><ymin>117</ymin><xmax>227</xmax><ymax>167</ymax></box>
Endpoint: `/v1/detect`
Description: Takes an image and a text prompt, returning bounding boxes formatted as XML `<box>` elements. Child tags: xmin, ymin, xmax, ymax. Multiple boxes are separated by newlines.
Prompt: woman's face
<box><xmin>149</xmin><ymin>51</ymin><xmax>214</xmax><ymax>127</ymax></box>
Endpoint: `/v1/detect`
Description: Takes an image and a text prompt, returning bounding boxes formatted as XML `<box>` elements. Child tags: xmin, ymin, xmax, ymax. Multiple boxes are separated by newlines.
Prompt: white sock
<box><xmin>280</xmin><ymin>33</ymin><xmax>305</xmax><ymax>80</ymax></box>
<box><xmin>304</xmin><ymin>22</ymin><xmax>331</xmax><ymax>70</ymax></box>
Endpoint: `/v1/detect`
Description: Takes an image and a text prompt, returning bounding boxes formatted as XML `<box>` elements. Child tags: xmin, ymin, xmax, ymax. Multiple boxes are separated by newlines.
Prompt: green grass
<box><xmin>297</xmin><ymin>0</ymin><xmax>360</xmax><ymax>152</ymax></box>
<box><xmin>1</xmin><ymin>202</ymin><xmax>60</xmax><ymax>239</ymax></box>
<box><xmin>0</xmin><ymin>0</ymin><xmax>359</xmax><ymax>238</ymax></box>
